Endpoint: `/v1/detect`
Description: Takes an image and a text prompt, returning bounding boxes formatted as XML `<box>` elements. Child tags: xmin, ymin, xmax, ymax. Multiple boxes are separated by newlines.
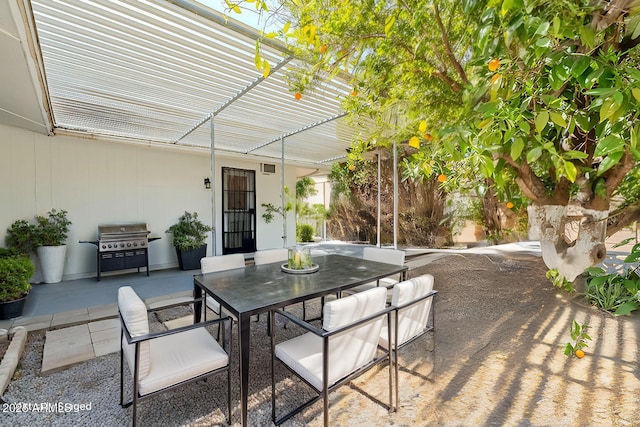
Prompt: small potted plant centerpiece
<box><xmin>0</xmin><ymin>248</ymin><xmax>35</xmax><ymax>319</ymax></box>
<box><xmin>166</xmin><ymin>211</ymin><xmax>213</xmax><ymax>270</ymax></box>
<box><xmin>34</xmin><ymin>209</ymin><xmax>71</xmax><ymax>284</ymax></box>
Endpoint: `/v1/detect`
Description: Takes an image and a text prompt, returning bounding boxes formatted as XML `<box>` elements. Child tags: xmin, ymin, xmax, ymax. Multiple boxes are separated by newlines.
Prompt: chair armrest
<box><xmin>273</xmin><ymin>309</ymin><xmax>325</xmax><ymax>336</ymax></box>
<box><xmin>273</xmin><ymin>305</ymin><xmax>393</xmax><ymax>338</ymax></box>
<box><xmin>145</xmin><ymin>296</ymin><xmax>205</xmax><ymax>312</ymax></box>
<box><xmin>393</xmin><ymin>290</ymin><xmax>438</xmax><ymax>312</ymax></box>
<box><xmin>121</xmin><ymin>313</ymin><xmax>232</xmax><ymax>345</ymax></box>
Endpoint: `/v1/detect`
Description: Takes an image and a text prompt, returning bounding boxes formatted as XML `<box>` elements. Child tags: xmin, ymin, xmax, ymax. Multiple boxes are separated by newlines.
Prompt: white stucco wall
<box><xmin>0</xmin><ymin>124</ymin><xmax>296</xmax><ymax>280</ymax></box>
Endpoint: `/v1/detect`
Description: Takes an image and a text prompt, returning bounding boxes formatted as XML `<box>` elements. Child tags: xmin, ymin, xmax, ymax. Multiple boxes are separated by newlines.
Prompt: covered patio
<box><xmin>1</xmin><ymin>0</ymin><xmax>360</xmax><ymax>280</ymax></box>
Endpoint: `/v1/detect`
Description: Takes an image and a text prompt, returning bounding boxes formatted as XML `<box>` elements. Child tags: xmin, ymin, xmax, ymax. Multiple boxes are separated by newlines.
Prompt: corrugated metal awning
<box><xmin>29</xmin><ymin>0</ymin><xmax>356</xmax><ymax>167</ymax></box>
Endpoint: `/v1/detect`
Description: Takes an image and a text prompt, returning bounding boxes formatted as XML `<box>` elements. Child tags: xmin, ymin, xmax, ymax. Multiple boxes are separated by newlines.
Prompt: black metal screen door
<box><xmin>222</xmin><ymin>167</ymin><xmax>256</xmax><ymax>254</ymax></box>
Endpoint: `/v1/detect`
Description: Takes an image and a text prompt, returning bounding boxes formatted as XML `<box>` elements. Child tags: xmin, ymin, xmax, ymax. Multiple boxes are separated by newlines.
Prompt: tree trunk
<box><xmin>528</xmin><ymin>205</ymin><xmax>607</xmax><ymax>282</ymax></box>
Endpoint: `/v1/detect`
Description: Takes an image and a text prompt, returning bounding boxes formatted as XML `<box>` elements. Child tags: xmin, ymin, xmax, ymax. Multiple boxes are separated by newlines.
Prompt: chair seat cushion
<box><xmin>276</xmin><ymin>287</ymin><xmax>387</xmax><ymax>391</ymax></box>
<box><xmin>138</xmin><ymin>328</ymin><xmax>228</xmax><ymax>396</ymax></box>
<box><xmin>275</xmin><ymin>332</ymin><xmax>324</xmax><ymax>391</ymax></box>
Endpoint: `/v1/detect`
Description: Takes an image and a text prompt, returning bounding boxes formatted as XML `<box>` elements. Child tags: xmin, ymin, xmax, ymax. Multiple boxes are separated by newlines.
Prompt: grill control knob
<box><xmin>133</xmin><ymin>242</ymin><xmax>138</xmax><ymax>247</ymax></box>
<box><xmin>127</xmin><ymin>242</ymin><xmax>132</xmax><ymax>247</ymax></box>
<box><xmin>107</xmin><ymin>244</ymin><xmax>112</xmax><ymax>248</ymax></box>
<box><xmin>102</xmin><ymin>244</ymin><xmax>107</xmax><ymax>249</ymax></box>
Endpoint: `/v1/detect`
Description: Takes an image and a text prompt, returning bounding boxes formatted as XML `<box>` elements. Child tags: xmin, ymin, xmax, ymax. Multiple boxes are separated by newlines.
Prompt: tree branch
<box><xmin>500</xmin><ymin>155</ymin><xmax>552</xmax><ymax>203</ymax></box>
<box><xmin>433</xmin><ymin>2</ymin><xmax>469</xmax><ymax>85</ymax></box>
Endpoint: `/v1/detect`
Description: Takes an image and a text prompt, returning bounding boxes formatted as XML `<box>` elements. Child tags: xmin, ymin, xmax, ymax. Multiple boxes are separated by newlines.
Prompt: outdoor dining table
<box><xmin>192</xmin><ymin>253</ymin><xmax>408</xmax><ymax>427</ymax></box>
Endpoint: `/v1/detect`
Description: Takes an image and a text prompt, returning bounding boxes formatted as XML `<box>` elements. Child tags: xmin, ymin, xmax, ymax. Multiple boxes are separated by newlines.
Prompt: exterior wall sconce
<box><xmin>204</xmin><ymin>178</ymin><xmax>211</xmax><ymax>189</ymax></box>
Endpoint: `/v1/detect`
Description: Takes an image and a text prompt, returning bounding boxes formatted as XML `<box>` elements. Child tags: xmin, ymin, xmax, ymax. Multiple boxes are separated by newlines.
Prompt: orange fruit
<box><xmin>348</xmin><ymin>164</ymin><xmax>355</xmax><ymax>171</ymax></box>
<box><xmin>491</xmin><ymin>73</ymin><xmax>502</xmax><ymax>84</ymax></box>
<box><xmin>351</xmin><ymin>90</ymin><xmax>358</xmax><ymax>96</ymax></box>
<box><xmin>295</xmin><ymin>92</ymin><xmax>302</xmax><ymax>100</ymax></box>
<box><xmin>424</xmin><ymin>133</ymin><xmax>433</xmax><ymax>141</ymax></box>
<box><xmin>488</xmin><ymin>58</ymin><xmax>500</xmax><ymax>72</ymax></box>
<box><xmin>575</xmin><ymin>349</ymin><xmax>585</xmax><ymax>359</ymax></box>
<box><xmin>437</xmin><ymin>174</ymin><xmax>446</xmax><ymax>183</ymax></box>
<box><xmin>320</xmin><ymin>44</ymin><xmax>327</xmax><ymax>53</ymax></box>
<box><xmin>506</xmin><ymin>201</ymin><xmax>514</xmax><ymax>209</ymax></box>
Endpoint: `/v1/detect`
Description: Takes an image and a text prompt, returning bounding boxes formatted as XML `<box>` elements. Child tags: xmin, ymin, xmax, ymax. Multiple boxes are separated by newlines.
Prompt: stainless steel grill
<box><xmin>98</xmin><ymin>223</ymin><xmax>149</xmax><ymax>252</ymax></box>
<box><xmin>81</xmin><ymin>223</ymin><xmax>158</xmax><ymax>281</ymax></box>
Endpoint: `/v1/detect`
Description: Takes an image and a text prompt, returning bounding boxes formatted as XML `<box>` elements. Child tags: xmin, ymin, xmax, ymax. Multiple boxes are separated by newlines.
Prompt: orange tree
<box><xmin>232</xmin><ymin>0</ymin><xmax>640</xmax><ymax>281</ymax></box>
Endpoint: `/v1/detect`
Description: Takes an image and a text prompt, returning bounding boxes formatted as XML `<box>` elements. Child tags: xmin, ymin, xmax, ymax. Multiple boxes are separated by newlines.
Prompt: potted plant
<box><xmin>33</xmin><ymin>209</ymin><xmax>71</xmax><ymax>284</ymax></box>
<box><xmin>166</xmin><ymin>211</ymin><xmax>213</xmax><ymax>270</ymax></box>
<box><xmin>0</xmin><ymin>248</ymin><xmax>35</xmax><ymax>319</ymax></box>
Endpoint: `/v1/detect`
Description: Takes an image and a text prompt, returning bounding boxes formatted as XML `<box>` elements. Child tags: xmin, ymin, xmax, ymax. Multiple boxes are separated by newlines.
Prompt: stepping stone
<box><xmin>42</xmin><ymin>324</ymin><xmax>94</xmax><ymax>373</ymax></box>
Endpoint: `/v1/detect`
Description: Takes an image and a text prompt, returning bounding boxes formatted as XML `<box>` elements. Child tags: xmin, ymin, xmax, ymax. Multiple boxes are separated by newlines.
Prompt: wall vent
<box><xmin>260</xmin><ymin>163</ymin><xmax>276</xmax><ymax>174</ymax></box>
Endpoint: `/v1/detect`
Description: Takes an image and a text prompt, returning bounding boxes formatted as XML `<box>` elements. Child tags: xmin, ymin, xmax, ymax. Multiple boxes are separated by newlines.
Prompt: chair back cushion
<box><xmin>362</xmin><ymin>247</ymin><xmax>405</xmax><ymax>266</ymax></box>
<box><xmin>118</xmin><ymin>286</ymin><xmax>151</xmax><ymax>379</ymax></box>
<box><xmin>385</xmin><ymin>274</ymin><xmax>434</xmax><ymax>348</ymax></box>
<box><xmin>253</xmin><ymin>248</ymin><xmax>289</xmax><ymax>265</ymax></box>
<box><xmin>322</xmin><ymin>286</ymin><xmax>387</xmax><ymax>385</ymax></box>
<box><xmin>201</xmin><ymin>253</ymin><xmax>245</xmax><ymax>274</ymax></box>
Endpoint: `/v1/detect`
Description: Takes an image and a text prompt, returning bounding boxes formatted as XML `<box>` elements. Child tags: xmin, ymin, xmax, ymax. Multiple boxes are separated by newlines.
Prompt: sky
<box><xmin>195</xmin><ymin>0</ymin><xmax>283</xmax><ymax>33</ymax></box>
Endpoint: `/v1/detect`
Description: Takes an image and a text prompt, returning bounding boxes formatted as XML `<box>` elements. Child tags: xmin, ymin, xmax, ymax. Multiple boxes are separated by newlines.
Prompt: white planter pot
<box><xmin>36</xmin><ymin>245</ymin><xmax>67</xmax><ymax>284</ymax></box>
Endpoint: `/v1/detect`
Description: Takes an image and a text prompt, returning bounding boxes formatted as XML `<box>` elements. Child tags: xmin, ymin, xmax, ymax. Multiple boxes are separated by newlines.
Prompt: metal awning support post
<box><xmin>210</xmin><ymin>116</ymin><xmax>217</xmax><ymax>255</ymax></box>
<box><xmin>377</xmin><ymin>147</ymin><xmax>381</xmax><ymax>247</ymax></box>
<box><xmin>281</xmin><ymin>136</ymin><xmax>287</xmax><ymax>247</ymax></box>
<box><xmin>393</xmin><ymin>142</ymin><xmax>398</xmax><ymax>249</ymax></box>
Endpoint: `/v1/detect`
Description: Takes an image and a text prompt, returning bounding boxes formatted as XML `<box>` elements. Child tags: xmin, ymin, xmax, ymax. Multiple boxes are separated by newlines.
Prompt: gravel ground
<box><xmin>2</xmin><ymin>253</ymin><xmax>640</xmax><ymax>426</ymax></box>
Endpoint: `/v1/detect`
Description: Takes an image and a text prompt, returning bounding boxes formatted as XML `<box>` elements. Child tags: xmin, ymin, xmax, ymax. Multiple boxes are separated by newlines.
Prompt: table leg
<box><xmin>238</xmin><ymin>313</ymin><xmax>251</xmax><ymax>427</ymax></box>
<box><xmin>193</xmin><ymin>285</ymin><xmax>202</xmax><ymax>323</ymax></box>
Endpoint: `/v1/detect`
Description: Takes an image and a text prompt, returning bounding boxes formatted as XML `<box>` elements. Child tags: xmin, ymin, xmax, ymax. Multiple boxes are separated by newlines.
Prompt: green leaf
<box><xmin>535</xmin><ymin>111</ymin><xmax>549</xmax><ymax>133</ymax></box>
<box><xmin>571</xmin><ymin>56</ymin><xmax>591</xmax><ymax>79</ymax></box>
<box><xmin>549</xmin><ymin>112</ymin><xmax>567</xmax><ymax>127</ymax></box>
<box><xmin>600</xmin><ymin>97</ymin><xmax>620</xmax><ymax>123</ymax></box>
<box><xmin>564</xmin><ymin>160</ymin><xmax>577</xmax><ymax>182</ymax></box>
<box><xmin>552</xmin><ymin>16</ymin><xmax>561</xmax><ymax>37</ymax></box>
<box><xmin>518</xmin><ymin>120</ymin><xmax>530</xmax><ymax>134</ymax></box>
<box><xmin>594</xmin><ymin>135</ymin><xmax>624</xmax><ymax>157</ymax></box>
<box><xmin>385</xmin><ymin>14</ymin><xmax>396</xmax><ymax>35</ymax></box>
<box><xmin>597</xmin><ymin>151</ymin><xmax>623</xmax><ymax>176</ymax></box>
<box><xmin>501</xmin><ymin>0</ymin><xmax>523</xmax><ymax>16</ymax></box>
<box><xmin>563</xmin><ymin>150</ymin><xmax>588</xmax><ymax>160</ymax></box>
<box><xmin>526</xmin><ymin>146</ymin><xmax>542</xmax><ymax>163</ymax></box>
<box><xmin>584</xmin><ymin>88</ymin><xmax>617</xmax><ymax>97</ymax></box>
<box><xmin>534</xmin><ymin>21</ymin><xmax>550</xmax><ymax>36</ymax></box>
<box><xmin>632</xmin><ymin>87</ymin><xmax>640</xmax><ymax>102</ymax></box>
<box><xmin>615</xmin><ymin>302</ymin><xmax>639</xmax><ymax>316</ymax></box>
<box><xmin>479</xmin><ymin>154</ymin><xmax>495</xmax><ymax>177</ymax></box>
<box><xmin>624</xmin><ymin>251</ymin><xmax>640</xmax><ymax>263</ymax></box>
<box><xmin>535</xmin><ymin>37</ymin><xmax>550</xmax><ymax>47</ymax></box>
<box><xmin>579</xmin><ymin>26</ymin><xmax>596</xmax><ymax>48</ymax></box>
<box><xmin>511</xmin><ymin>138</ymin><xmax>525</xmax><ymax>160</ymax></box>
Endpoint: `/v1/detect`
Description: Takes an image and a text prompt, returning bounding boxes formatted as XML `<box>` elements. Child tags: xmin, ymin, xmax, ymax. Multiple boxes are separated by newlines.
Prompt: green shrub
<box><xmin>166</xmin><ymin>211</ymin><xmax>213</xmax><ymax>251</ymax></box>
<box><xmin>34</xmin><ymin>209</ymin><xmax>71</xmax><ymax>246</ymax></box>
<box><xmin>297</xmin><ymin>224</ymin><xmax>315</xmax><ymax>242</ymax></box>
<box><xmin>0</xmin><ymin>254</ymin><xmax>35</xmax><ymax>302</ymax></box>
<box><xmin>584</xmin><ymin>243</ymin><xmax>640</xmax><ymax>316</ymax></box>
<box><xmin>5</xmin><ymin>219</ymin><xmax>36</xmax><ymax>255</ymax></box>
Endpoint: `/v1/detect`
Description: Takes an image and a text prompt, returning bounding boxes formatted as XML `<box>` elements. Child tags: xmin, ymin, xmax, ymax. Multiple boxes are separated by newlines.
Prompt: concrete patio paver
<box><xmin>42</xmin><ymin>324</ymin><xmax>94</xmax><ymax>373</ymax></box>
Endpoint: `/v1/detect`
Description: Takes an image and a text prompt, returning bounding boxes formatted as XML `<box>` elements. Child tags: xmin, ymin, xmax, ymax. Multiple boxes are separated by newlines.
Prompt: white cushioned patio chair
<box><xmin>253</xmin><ymin>248</ymin><xmax>289</xmax><ymax>266</ymax></box>
<box><xmin>118</xmin><ymin>286</ymin><xmax>232</xmax><ymax>426</ymax></box>
<box><xmin>343</xmin><ymin>247</ymin><xmax>406</xmax><ymax>296</ymax></box>
<box><xmin>201</xmin><ymin>253</ymin><xmax>246</xmax><ymax>318</ymax></box>
<box><xmin>379</xmin><ymin>274</ymin><xmax>437</xmax><ymax>411</ymax></box>
<box><xmin>270</xmin><ymin>286</ymin><xmax>393</xmax><ymax>427</ymax></box>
